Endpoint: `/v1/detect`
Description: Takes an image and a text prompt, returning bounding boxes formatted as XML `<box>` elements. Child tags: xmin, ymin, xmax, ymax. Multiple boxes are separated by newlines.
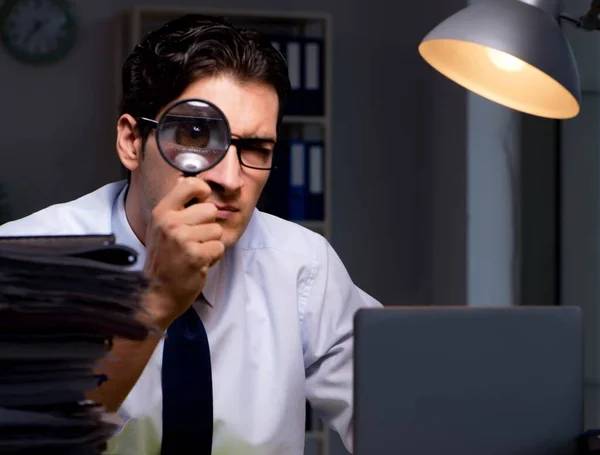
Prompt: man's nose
<box><xmin>203</xmin><ymin>145</ymin><xmax>243</xmax><ymax>192</ymax></box>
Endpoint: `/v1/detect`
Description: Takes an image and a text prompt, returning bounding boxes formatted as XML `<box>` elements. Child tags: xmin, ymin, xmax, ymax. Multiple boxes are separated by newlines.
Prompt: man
<box><xmin>0</xmin><ymin>14</ymin><xmax>381</xmax><ymax>455</ymax></box>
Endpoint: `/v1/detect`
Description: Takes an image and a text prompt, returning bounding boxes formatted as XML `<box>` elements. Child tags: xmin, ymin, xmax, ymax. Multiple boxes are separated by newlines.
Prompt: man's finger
<box><xmin>188</xmin><ymin>240</ymin><xmax>225</xmax><ymax>268</ymax></box>
<box><xmin>156</xmin><ymin>177</ymin><xmax>212</xmax><ymax>212</ymax></box>
<box><xmin>179</xmin><ymin>202</ymin><xmax>218</xmax><ymax>226</ymax></box>
<box><xmin>175</xmin><ymin>223</ymin><xmax>223</xmax><ymax>244</ymax></box>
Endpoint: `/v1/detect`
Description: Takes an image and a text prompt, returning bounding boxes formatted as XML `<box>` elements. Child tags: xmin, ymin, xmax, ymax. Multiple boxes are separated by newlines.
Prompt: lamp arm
<box><xmin>559</xmin><ymin>0</ymin><xmax>600</xmax><ymax>30</ymax></box>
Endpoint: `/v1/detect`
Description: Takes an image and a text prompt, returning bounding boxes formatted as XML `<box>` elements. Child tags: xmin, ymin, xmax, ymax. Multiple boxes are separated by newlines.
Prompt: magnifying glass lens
<box><xmin>156</xmin><ymin>100</ymin><xmax>230</xmax><ymax>174</ymax></box>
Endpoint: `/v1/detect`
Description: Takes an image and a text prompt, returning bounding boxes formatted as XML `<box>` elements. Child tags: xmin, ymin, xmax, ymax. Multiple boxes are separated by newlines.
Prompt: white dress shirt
<box><xmin>0</xmin><ymin>180</ymin><xmax>382</xmax><ymax>455</ymax></box>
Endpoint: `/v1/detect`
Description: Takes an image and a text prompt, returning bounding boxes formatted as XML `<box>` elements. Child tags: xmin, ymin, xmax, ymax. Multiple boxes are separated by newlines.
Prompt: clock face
<box><xmin>0</xmin><ymin>0</ymin><xmax>77</xmax><ymax>65</ymax></box>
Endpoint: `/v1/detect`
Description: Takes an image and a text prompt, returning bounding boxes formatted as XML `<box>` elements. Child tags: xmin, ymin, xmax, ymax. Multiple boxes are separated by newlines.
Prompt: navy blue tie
<box><xmin>161</xmin><ymin>305</ymin><xmax>213</xmax><ymax>454</ymax></box>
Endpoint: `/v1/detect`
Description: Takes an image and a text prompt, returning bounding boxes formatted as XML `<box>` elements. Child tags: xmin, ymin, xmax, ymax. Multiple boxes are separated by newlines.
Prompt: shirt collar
<box><xmin>111</xmin><ymin>185</ymin><xmax>146</xmax><ymax>271</ymax></box>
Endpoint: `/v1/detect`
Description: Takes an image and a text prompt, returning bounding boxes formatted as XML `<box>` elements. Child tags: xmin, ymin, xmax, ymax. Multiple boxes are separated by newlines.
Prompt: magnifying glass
<box><xmin>151</xmin><ymin>98</ymin><xmax>232</xmax><ymax>176</ymax></box>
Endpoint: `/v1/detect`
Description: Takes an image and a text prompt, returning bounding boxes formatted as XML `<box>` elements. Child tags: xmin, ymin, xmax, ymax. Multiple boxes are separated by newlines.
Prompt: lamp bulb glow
<box><xmin>487</xmin><ymin>48</ymin><xmax>525</xmax><ymax>72</ymax></box>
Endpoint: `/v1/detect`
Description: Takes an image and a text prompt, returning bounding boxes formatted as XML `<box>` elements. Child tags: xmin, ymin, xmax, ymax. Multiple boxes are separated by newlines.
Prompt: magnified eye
<box><xmin>175</xmin><ymin>122</ymin><xmax>210</xmax><ymax>148</ymax></box>
<box><xmin>156</xmin><ymin>100</ymin><xmax>232</xmax><ymax>175</ymax></box>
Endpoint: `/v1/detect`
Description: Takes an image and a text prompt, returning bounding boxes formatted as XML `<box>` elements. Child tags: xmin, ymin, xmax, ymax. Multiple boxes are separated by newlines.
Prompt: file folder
<box><xmin>289</xmin><ymin>141</ymin><xmax>307</xmax><ymax>220</ymax></box>
<box><xmin>302</xmin><ymin>37</ymin><xmax>325</xmax><ymax>116</ymax></box>
<box><xmin>306</xmin><ymin>141</ymin><xmax>325</xmax><ymax>221</ymax></box>
<box><xmin>260</xmin><ymin>139</ymin><xmax>325</xmax><ymax>223</ymax></box>
<box><xmin>268</xmin><ymin>34</ymin><xmax>325</xmax><ymax>116</ymax></box>
<box><xmin>268</xmin><ymin>34</ymin><xmax>300</xmax><ymax>115</ymax></box>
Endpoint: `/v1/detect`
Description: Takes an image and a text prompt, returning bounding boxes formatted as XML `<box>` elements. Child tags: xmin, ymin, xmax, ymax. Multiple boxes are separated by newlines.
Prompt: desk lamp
<box><xmin>418</xmin><ymin>0</ymin><xmax>600</xmax><ymax>119</ymax></box>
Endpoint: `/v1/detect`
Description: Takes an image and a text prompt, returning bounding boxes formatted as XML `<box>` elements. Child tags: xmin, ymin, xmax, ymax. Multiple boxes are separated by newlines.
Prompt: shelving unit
<box><xmin>114</xmin><ymin>6</ymin><xmax>332</xmax><ymax>455</ymax></box>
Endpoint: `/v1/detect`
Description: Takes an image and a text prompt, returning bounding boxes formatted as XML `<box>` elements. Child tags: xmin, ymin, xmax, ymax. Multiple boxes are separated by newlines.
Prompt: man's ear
<box><xmin>116</xmin><ymin>114</ymin><xmax>143</xmax><ymax>172</ymax></box>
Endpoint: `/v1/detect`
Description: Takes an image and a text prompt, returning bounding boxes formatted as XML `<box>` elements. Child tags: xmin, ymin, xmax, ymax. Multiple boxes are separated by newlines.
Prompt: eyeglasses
<box><xmin>137</xmin><ymin>116</ymin><xmax>277</xmax><ymax>171</ymax></box>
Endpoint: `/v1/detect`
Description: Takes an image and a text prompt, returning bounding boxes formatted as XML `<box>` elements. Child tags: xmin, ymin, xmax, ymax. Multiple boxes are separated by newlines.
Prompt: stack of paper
<box><xmin>0</xmin><ymin>235</ymin><xmax>151</xmax><ymax>454</ymax></box>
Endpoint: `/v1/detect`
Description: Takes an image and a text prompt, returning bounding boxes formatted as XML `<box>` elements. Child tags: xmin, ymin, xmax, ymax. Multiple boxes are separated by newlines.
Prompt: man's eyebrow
<box><xmin>232</xmin><ymin>136</ymin><xmax>277</xmax><ymax>143</ymax></box>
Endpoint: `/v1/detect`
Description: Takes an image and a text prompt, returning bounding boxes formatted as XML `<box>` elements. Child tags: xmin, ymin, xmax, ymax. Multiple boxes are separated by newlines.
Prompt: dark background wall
<box><xmin>0</xmin><ymin>0</ymin><xmax>470</xmax><ymax>313</ymax></box>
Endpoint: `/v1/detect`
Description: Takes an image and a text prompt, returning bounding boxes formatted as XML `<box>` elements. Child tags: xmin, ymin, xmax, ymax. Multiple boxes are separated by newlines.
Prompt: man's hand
<box><xmin>86</xmin><ymin>177</ymin><xmax>223</xmax><ymax>412</ymax></box>
<box><xmin>142</xmin><ymin>177</ymin><xmax>225</xmax><ymax>330</ymax></box>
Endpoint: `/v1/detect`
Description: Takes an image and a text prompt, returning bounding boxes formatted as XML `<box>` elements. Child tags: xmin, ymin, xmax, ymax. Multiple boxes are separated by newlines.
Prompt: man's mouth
<box><xmin>215</xmin><ymin>205</ymin><xmax>239</xmax><ymax>212</ymax></box>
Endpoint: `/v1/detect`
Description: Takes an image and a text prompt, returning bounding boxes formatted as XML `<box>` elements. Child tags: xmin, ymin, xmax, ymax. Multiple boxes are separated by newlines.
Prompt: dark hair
<box><xmin>119</xmin><ymin>14</ymin><xmax>290</xmax><ymax>132</ymax></box>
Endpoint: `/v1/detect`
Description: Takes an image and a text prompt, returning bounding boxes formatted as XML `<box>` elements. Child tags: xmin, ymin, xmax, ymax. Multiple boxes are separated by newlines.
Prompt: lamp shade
<box><xmin>418</xmin><ymin>0</ymin><xmax>581</xmax><ymax>119</ymax></box>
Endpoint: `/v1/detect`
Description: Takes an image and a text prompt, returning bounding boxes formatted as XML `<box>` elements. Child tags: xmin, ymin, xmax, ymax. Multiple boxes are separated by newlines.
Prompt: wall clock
<box><xmin>0</xmin><ymin>0</ymin><xmax>77</xmax><ymax>65</ymax></box>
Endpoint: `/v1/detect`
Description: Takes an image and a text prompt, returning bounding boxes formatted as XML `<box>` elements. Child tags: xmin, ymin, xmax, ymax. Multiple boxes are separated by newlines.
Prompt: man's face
<box><xmin>135</xmin><ymin>75</ymin><xmax>279</xmax><ymax>248</ymax></box>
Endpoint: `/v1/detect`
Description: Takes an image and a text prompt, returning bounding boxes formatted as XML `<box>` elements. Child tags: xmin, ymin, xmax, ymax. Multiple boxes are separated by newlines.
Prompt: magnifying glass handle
<box><xmin>185</xmin><ymin>198</ymin><xmax>199</xmax><ymax>208</ymax></box>
<box><xmin>182</xmin><ymin>172</ymin><xmax>200</xmax><ymax>208</ymax></box>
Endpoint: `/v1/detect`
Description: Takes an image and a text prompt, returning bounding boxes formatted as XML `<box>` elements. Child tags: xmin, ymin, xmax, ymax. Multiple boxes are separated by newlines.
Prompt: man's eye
<box><xmin>176</xmin><ymin>124</ymin><xmax>209</xmax><ymax>147</ymax></box>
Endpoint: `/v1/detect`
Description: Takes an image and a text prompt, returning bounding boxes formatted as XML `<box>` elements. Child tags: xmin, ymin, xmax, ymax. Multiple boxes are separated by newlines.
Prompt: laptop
<box><xmin>353</xmin><ymin>306</ymin><xmax>583</xmax><ymax>455</ymax></box>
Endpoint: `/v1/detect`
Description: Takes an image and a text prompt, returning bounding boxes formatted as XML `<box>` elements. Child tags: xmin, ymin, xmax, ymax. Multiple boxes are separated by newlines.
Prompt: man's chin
<box><xmin>217</xmin><ymin>214</ymin><xmax>253</xmax><ymax>248</ymax></box>
<box><xmin>218</xmin><ymin>223</ymin><xmax>241</xmax><ymax>249</ymax></box>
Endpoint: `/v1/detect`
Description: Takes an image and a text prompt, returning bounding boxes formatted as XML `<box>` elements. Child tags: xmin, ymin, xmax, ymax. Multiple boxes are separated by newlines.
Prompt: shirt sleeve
<box><xmin>301</xmin><ymin>240</ymin><xmax>382</xmax><ymax>454</ymax></box>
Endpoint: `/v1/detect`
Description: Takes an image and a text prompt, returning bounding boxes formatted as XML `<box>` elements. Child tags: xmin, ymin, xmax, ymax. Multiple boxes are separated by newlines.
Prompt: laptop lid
<box><xmin>353</xmin><ymin>306</ymin><xmax>583</xmax><ymax>455</ymax></box>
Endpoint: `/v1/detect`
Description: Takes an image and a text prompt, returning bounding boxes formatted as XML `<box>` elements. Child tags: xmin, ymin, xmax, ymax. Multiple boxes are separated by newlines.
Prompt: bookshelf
<box><xmin>114</xmin><ymin>6</ymin><xmax>332</xmax><ymax>455</ymax></box>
